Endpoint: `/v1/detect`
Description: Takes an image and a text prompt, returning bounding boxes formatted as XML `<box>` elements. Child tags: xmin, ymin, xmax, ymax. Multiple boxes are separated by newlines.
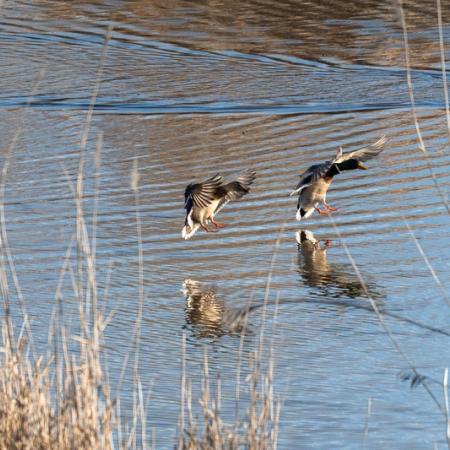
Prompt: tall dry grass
<box><xmin>177</xmin><ymin>324</ymin><xmax>281</xmax><ymax>450</ymax></box>
<box><xmin>0</xmin><ymin>120</ymin><xmax>145</xmax><ymax>448</ymax></box>
<box><xmin>0</xmin><ymin>23</ymin><xmax>144</xmax><ymax>448</ymax></box>
<box><xmin>0</xmin><ymin>324</ymin><xmax>115</xmax><ymax>449</ymax></box>
<box><xmin>0</xmin><ymin>147</ymin><xmax>117</xmax><ymax>448</ymax></box>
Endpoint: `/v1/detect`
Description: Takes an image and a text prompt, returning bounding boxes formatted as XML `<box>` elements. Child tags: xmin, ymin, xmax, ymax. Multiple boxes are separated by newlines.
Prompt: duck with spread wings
<box><xmin>290</xmin><ymin>136</ymin><xmax>388</xmax><ymax>220</ymax></box>
<box><xmin>182</xmin><ymin>170</ymin><xmax>256</xmax><ymax>240</ymax></box>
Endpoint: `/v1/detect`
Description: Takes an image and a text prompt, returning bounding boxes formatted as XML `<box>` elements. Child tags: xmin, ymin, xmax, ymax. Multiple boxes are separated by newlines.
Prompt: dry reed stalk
<box><xmin>396</xmin><ymin>6</ymin><xmax>450</xmax><ymax>445</ymax></box>
<box><xmin>395</xmin><ymin>0</ymin><xmax>450</xmax><ymax>313</ymax></box>
<box><xmin>177</xmin><ymin>232</ymin><xmax>283</xmax><ymax>450</ymax></box>
<box><xmin>436</xmin><ymin>0</ymin><xmax>450</xmax><ymax>142</ymax></box>
<box><xmin>396</xmin><ymin>0</ymin><xmax>450</xmax><ymax>214</ymax></box>
<box><xmin>233</xmin><ymin>296</ymin><xmax>252</xmax><ymax>428</ymax></box>
<box><xmin>178</xmin><ymin>333</ymin><xmax>187</xmax><ymax>449</ymax></box>
<box><xmin>403</xmin><ymin>219</ymin><xmax>450</xmax><ymax>307</ymax></box>
<box><xmin>363</xmin><ymin>397</ymin><xmax>372</xmax><ymax>447</ymax></box>
<box><xmin>122</xmin><ymin>158</ymin><xmax>148</xmax><ymax>450</ymax></box>
<box><xmin>328</xmin><ymin>215</ymin><xmax>443</xmax><ymax>411</ymax></box>
<box><xmin>444</xmin><ymin>369</ymin><xmax>450</xmax><ymax>449</ymax></box>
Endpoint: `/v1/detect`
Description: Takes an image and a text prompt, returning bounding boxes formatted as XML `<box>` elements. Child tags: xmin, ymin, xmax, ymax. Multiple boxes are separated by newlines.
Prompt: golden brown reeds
<box><xmin>178</xmin><ymin>336</ymin><xmax>281</xmax><ymax>450</ymax></box>
<box><xmin>0</xmin><ymin>293</ymin><xmax>115</xmax><ymax>450</ymax></box>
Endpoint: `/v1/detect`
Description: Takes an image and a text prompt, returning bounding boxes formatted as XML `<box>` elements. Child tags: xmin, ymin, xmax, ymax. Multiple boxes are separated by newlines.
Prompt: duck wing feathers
<box><xmin>290</xmin><ymin>161</ymin><xmax>333</xmax><ymax>196</ymax></box>
<box><xmin>184</xmin><ymin>174</ymin><xmax>223</xmax><ymax>214</ymax></box>
<box><xmin>214</xmin><ymin>170</ymin><xmax>256</xmax><ymax>216</ymax></box>
<box><xmin>334</xmin><ymin>135</ymin><xmax>388</xmax><ymax>163</ymax></box>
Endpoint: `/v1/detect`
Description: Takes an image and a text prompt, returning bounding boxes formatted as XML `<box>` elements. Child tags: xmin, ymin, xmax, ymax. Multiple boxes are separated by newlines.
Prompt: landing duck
<box><xmin>290</xmin><ymin>136</ymin><xmax>388</xmax><ymax>220</ymax></box>
<box><xmin>182</xmin><ymin>169</ymin><xmax>256</xmax><ymax>239</ymax></box>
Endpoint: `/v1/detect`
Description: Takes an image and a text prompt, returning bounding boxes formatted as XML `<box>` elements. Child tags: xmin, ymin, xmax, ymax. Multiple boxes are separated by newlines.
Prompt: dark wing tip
<box><xmin>184</xmin><ymin>173</ymin><xmax>224</xmax><ymax>209</ymax></box>
<box><xmin>235</xmin><ymin>169</ymin><xmax>256</xmax><ymax>188</ymax></box>
<box><xmin>184</xmin><ymin>182</ymin><xmax>194</xmax><ymax>194</ymax></box>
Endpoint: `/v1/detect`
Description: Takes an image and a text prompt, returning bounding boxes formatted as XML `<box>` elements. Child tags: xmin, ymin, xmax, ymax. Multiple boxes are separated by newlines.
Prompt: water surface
<box><xmin>1</xmin><ymin>0</ymin><xmax>450</xmax><ymax>448</ymax></box>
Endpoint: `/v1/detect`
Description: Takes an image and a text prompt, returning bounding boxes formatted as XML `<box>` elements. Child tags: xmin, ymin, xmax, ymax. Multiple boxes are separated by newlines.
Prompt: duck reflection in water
<box><xmin>295</xmin><ymin>230</ymin><xmax>450</xmax><ymax>337</ymax></box>
<box><xmin>296</xmin><ymin>229</ymin><xmax>379</xmax><ymax>300</ymax></box>
<box><xmin>182</xmin><ymin>279</ymin><xmax>256</xmax><ymax>339</ymax></box>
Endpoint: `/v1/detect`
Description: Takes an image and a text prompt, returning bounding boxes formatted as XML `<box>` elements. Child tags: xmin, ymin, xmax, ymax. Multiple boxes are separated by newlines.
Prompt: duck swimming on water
<box><xmin>290</xmin><ymin>136</ymin><xmax>388</xmax><ymax>220</ymax></box>
<box><xmin>182</xmin><ymin>170</ymin><xmax>256</xmax><ymax>240</ymax></box>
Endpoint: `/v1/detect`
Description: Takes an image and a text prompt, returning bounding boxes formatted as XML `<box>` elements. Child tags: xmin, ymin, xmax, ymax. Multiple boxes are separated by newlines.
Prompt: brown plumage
<box><xmin>182</xmin><ymin>170</ymin><xmax>256</xmax><ymax>239</ymax></box>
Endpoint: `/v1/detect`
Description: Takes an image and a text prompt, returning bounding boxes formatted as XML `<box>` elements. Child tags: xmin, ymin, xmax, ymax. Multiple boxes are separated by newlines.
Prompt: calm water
<box><xmin>1</xmin><ymin>0</ymin><xmax>450</xmax><ymax>448</ymax></box>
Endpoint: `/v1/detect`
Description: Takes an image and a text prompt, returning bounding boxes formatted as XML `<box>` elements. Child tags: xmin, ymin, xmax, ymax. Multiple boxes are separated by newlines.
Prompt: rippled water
<box><xmin>2</xmin><ymin>0</ymin><xmax>450</xmax><ymax>448</ymax></box>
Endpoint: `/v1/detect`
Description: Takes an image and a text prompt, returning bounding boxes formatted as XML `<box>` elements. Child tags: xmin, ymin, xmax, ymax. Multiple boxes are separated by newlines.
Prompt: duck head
<box><xmin>336</xmin><ymin>159</ymin><xmax>368</xmax><ymax>171</ymax></box>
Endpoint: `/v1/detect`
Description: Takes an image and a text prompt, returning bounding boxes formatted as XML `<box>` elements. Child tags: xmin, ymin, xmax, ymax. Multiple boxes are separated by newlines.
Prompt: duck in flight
<box><xmin>182</xmin><ymin>170</ymin><xmax>256</xmax><ymax>240</ymax></box>
<box><xmin>290</xmin><ymin>136</ymin><xmax>388</xmax><ymax>220</ymax></box>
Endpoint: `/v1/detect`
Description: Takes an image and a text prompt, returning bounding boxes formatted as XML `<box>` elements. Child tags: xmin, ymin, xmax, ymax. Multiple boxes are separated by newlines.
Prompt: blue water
<box><xmin>1</xmin><ymin>0</ymin><xmax>450</xmax><ymax>448</ymax></box>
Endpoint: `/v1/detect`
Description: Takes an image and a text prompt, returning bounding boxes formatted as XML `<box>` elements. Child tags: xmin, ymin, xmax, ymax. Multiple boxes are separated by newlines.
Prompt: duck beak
<box><xmin>357</xmin><ymin>162</ymin><xmax>368</xmax><ymax>170</ymax></box>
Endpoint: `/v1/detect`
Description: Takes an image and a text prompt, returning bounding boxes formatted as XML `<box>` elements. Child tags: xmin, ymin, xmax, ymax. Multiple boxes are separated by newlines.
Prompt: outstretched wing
<box><xmin>184</xmin><ymin>174</ymin><xmax>223</xmax><ymax>213</ymax></box>
<box><xmin>213</xmin><ymin>169</ymin><xmax>256</xmax><ymax>216</ymax></box>
<box><xmin>290</xmin><ymin>161</ymin><xmax>333</xmax><ymax>196</ymax></box>
<box><xmin>335</xmin><ymin>135</ymin><xmax>388</xmax><ymax>163</ymax></box>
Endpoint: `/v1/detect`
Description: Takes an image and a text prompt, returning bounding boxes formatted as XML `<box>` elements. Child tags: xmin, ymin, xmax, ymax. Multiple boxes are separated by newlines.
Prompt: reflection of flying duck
<box><xmin>182</xmin><ymin>279</ymin><xmax>256</xmax><ymax>338</ymax></box>
<box><xmin>296</xmin><ymin>229</ymin><xmax>378</xmax><ymax>299</ymax></box>
<box><xmin>290</xmin><ymin>136</ymin><xmax>388</xmax><ymax>220</ymax></box>
<box><xmin>297</xmin><ymin>229</ymin><xmax>330</xmax><ymax>284</ymax></box>
<box><xmin>182</xmin><ymin>257</ymin><xmax>450</xmax><ymax>341</ymax></box>
<box><xmin>296</xmin><ymin>230</ymin><xmax>450</xmax><ymax>337</ymax></box>
<box><xmin>182</xmin><ymin>170</ymin><xmax>256</xmax><ymax>239</ymax></box>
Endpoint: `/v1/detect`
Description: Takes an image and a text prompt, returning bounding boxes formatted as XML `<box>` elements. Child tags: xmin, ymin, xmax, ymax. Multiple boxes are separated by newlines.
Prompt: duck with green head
<box><xmin>290</xmin><ymin>136</ymin><xmax>388</xmax><ymax>220</ymax></box>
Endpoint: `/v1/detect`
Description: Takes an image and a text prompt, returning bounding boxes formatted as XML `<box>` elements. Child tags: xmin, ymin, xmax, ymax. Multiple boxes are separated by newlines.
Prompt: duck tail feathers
<box><xmin>182</xmin><ymin>224</ymin><xmax>200</xmax><ymax>240</ymax></box>
<box><xmin>296</xmin><ymin>207</ymin><xmax>314</xmax><ymax>221</ymax></box>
